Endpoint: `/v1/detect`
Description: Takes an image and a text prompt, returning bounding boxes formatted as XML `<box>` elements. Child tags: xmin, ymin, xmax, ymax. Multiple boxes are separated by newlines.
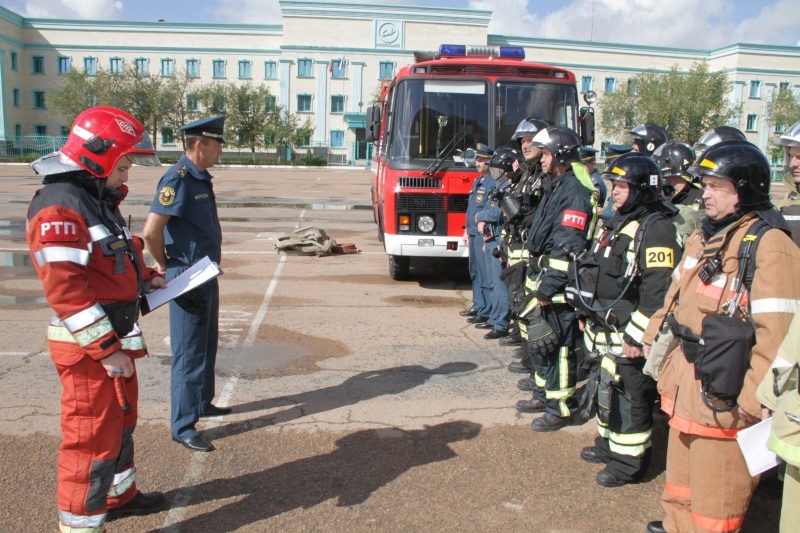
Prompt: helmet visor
<box><xmin>126</xmin><ymin>131</ymin><xmax>161</xmax><ymax>167</ymax></box>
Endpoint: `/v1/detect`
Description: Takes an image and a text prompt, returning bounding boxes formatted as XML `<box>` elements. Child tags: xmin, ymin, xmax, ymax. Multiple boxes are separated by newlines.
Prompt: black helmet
<box><xmin>628</xmin><ymin>123</ymin><xmax>668</xmax><ymax>156</ymax></box>
<box><xmin>687</xmin><ymin>140</ymin><xmax>771</xmax><ymax>208</ymax></box>
<box><xmin>489</xmin><ymin>146</ymin><xmax>519</xmax><ymax>174</ymax></box>
<box><xmin>531</xmin><ymin>126</ymin><xmax>581</xmax><ymax>165</ymax></box>
<box><xmin>603</xmin><ymin>152</ymin><xmax>662</xmax><ymax>204</ymax></box>
<box><xmin>691</xmin><ymin>126</ymin><xmax>746</xmax><ymax>153</ymax></box>
<box><xmin>652</xmin><ymin>141</ymin><xmax>695</xmax><ymax>180</ymax></box>
<box><xmin>511</xmin><ymin>117</ymin><xmax>553</xmax><ymax>141</ymax></box>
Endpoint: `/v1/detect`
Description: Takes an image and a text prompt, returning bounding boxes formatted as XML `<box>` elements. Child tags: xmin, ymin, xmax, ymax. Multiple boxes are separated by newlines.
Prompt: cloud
<box><xmin>9</xmin><ymin>0</ymin><xmax>123</xmax><ymax>19</ymax></box>
<box><xmin>469</xmin><ymin>0</ymin><xmax>542</xmax><ymax>36</ymax></box>
<box><xmin>209</xmin><ymin>0</ymin><xmax>282</xmax><ymax>24</ymax></box>
<box><xmin>733</xmin><ymin>0</ymin><xmax>800</xmax><ymax>46</ymax></box>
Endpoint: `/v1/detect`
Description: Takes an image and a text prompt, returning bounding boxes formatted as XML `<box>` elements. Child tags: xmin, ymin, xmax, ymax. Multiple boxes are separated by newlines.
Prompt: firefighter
<box><xmin>628</xmin><ymin>123</ymin><xmax>668</xmax><ymax>157</ymax></box>
<box><xmin>26</xmin><ymin>106</ymin><xmax>167</xmax><ymax>531</ymax></box>
<box><xmin>576</xmin><ymin>153</ymin><xmax>681</xmax><ymax>487</ymax></box>
<box><xmin>476</xmin><ymin>146</ymin><xmax>520</xmax><ymax>339</ymax></box>
<box><xmin>642</xmin><ymin>140</ymin><xmax>800</xmax><ymax>533</ymax></box>
<box><xmin>757</xmin><ymin>311</ymin><xmax>800</xmax><ymax>533</ymax></box>
<box><xmin>652</xmin><ymin>141</ymin><xmax>703</xmax><ymax>247</ymax></box>
<box><xmin>691</xmin><ymin>125</ymin><xmax>747</xmax><ymax>156</ymax></box>
<box><xmin>600</xmin><ymin>144</ymin><xmax>634</xmax><ymax>223</ymax></box>
<box><xmin>515</xmin><ymin>126</ymin><xmax>596</xmax><ymax>431</ymax></box>
<box><xmin>461</xmin><ymin>143</ymin><xmax>495</xmax><ymax>324</ymax></box>
<box><xmin>775</xmin><ymin>119</ymin><xmax>800</xmax><ymax>247</ymax></box>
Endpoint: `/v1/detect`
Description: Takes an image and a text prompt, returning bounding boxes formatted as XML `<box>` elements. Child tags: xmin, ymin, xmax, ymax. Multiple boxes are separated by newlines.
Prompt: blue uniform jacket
<box><xmin>466</xmin><ymin>173</ymin><xmax>495</xmax><ymax>235</ymax></box>
<box><xmin>476</xmin><ymin>176</ymin><xmax>511</xmax><ymax>232</ymax></box>
<box><xmin>149</xmin><ymin>155</ymin><xmax>222</xmax><ymax>267</ymax></box>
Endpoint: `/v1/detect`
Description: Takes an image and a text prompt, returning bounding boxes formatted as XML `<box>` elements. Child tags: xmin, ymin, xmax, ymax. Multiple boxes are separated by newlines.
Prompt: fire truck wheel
<box><xmin>389</xmin><ymin>255</ymin><xmax>410</xmax><ymax>281</ymax></box>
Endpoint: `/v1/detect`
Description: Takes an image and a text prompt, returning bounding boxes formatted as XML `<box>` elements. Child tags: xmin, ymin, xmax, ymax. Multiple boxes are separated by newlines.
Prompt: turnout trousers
<box><xmin>661</xmin><ymin>426</ymin><xmax>758</xmax><ymax>533</ymax></box>
<box><xmin>529</xmin><ymin>303</ymin><xmax>577</xmax><ymax>417</ymax></box>
<box><xmin>468</xmin><ymin>233</ymin><xmax>491</xmax><ymax>318</ymax></box>
<box><xmin>168</xmin><ymin>271</ymin><xmax>220</xmax><ymax>440</ymax></box>
<box><xmin>55</xmin><ymin>354</ymin><xmax>139</xmax><ymax>532</ymax></box>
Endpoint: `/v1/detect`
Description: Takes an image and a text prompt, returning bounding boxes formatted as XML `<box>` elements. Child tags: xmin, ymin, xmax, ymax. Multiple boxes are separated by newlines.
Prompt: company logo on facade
<box><xmin>374</xmin><ymin>20</ymin><xmax>403</xmax><ymax>49</ymax></box>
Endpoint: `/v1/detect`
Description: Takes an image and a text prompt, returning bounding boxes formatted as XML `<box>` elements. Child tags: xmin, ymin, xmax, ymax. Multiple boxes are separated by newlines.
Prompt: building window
<box><xmin>33</xmin><ymin>91</ymin><xmax>46</xmax><ymax>109</ymax></box>
<box><xmin>35</xmin><ymin>125</ymin><xmax>47</xmax><ymax>136</ymax></box>
<box><xmin>330</xmin><ymin>95</ymin><xmax>344</xmax><ymax>113</ymax></box>
<box><xmin>12</xmin><ymin>88</ymin><xmax>19</xmax><ymax>107</ymax></box>
<box><xmin>238</xmin><ymin>60</ymin><xmax>252</xmax><ymax>79</ymax></box>
<box><xmin>264</xmin><ymin>61</ymin><xmax>277</xmax><ymax>79</ymax></box>
<box><xmin>604</xmin><ymin>77</ymin><xmax>616</xmax><ymax>93</ymax></box>
<box><xmin>58</xmin><ymin>57</ymin><xmax>71</xmax><ymax>74</ymax></box>
<box><xmin>264</xmin><ymin>94</ymin><xmax>276</xmax><ymax>112</ymax></box>
<box><xmin>60</xmin><ymin>125</ymin><xmax>69</xmax><ymax>136</ymax></box>
<box><xmin>297</xmin><ymin>94</ymin><xmax>312</xmax><ymax>112</ymax></box>
<box><xmin>212</xmin><ymin>59</ymin><xmax>226</xmax><ymax>78</ymax></box>
<box><xmin>779</xmin><ymin>81</ymin><xmax>791</xmax><ymax>94</ymax></box>
<box><xmin>746</xmin><ymin>113</ymin><xmax>758</xmax><ymax>132</ymax></box>
<box><xmin>775</xmin><ymin>123</ymin><xmax>786</xmax><ymax>134</ymax></box>
<box><xmin>32</xmin><ymin>56</ymin><xmax>44</xmax><ymax>74</ymax></box>
<box><xmin>627</xmin><ymin>79</ymin><xmax>638</xmax><ymax>96</ymax></box>
<box><xmin>186</xmin><ymin>59</ymin><xmax>200</xmax><ymax>78</ymax></box>
<box><xmin>379</xmin><ymin>61</ymin><xmax>394</xmax><ymax>80</ymax></box>
<box><xmin>109</xmin><ymin>57</ymin><xmax>123</xmax><ymax>75</ymax></box>
<box><xmin>84</xmin><ymin>57</ymin><xmax>98</xmax><ymax>75</ymax></box>
<box><xmin>211</xmin><ymin>94</ymin><xmax>225</xmax><ymax>114</ymax></box>
<box><xmin>330</xmin><ymin>59</ymin><xmax>346</xmax><ymax>78</ymax></box>
<box><xmin>749</xmin><ymin>80</ymin><xmax>761</xmax><ymax>98</ymax></box>
<box><xmin>161</xmin><ymin>127</ymin><xmax>175</xmax><ymax>145</ymax></box>
<box><xmin>186</xmin><ymin>93</ymin><xmax>197</xmax><ymax>111</ymax></box>
<box><xmin>330</xmin><ymin>130</ymin><xmax>344</xmax><ymax>148</ymax></box>
<box><xmin>161</xmin><ymin>58</ymin><xmax>174</xmax><ymax>77</ymax></box>
<box><xmin>10</xmin><ymin>51</ymin><xmax>17</xmax><ymax>70</ymax></box>
<box><xmin>135</xmin><ymin>58</ymin><xmax>149</xmax><ymax>76</ymax></box>
<box><xmin>581</xmin><ymin>76</ymin><xmax>593</xmax><ymax>93</ymax></box>
<box><xmin>14</xmin><ymin>124</ymin><xmax>22</xmax><ymax>139</ymax></box>
<box><xmin>300</xmin><ymin>134</ymin><xmax>311</xmax><ymax>147</ymax></box>
<box><xmin>297</xmin><ymin>59</ymin><xmax>313</xmax><ymax>77</ymax></box>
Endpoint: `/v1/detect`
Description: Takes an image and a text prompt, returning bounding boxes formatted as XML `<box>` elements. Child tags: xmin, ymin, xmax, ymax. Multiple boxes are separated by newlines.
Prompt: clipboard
<box><xmin>141</xmin><ymin>256</ymin><xmax>221</xmax><ymax>314</ymax></box>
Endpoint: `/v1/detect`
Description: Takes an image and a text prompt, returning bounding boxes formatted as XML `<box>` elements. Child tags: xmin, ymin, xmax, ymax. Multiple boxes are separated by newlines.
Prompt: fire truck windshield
<box><xmin>386</xmin><ymin>78</ymin><xmax>578</xmax><ymax>170</ymax></box>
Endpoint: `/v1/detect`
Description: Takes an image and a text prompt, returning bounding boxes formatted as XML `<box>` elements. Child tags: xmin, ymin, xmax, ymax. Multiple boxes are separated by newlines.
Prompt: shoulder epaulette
<box><xmin>176</xmin><ymin>165</ymin><xmax>188</xmax><ymax>178</ymax></box>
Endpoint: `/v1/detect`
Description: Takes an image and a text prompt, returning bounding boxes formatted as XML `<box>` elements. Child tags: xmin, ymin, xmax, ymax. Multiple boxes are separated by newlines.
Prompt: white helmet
<box><xmin>777</xmin><ymin>120</ymin><xmax>800</xmax><ymax>169</ymax></box>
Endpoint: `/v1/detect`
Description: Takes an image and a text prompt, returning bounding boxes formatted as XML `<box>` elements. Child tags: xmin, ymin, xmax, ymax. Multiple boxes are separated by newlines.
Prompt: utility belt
<box><xmin>101</xmin><ymin>300</ymin><xmax>140</xmax><ymax>337</ymax></box>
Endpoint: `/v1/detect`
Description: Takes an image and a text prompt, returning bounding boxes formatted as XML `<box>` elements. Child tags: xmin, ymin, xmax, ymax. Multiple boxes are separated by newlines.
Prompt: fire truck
<box><xmin>366</xmin><ymin>44</ymin><xmax>593</xmax><ymax>280</ymax></box>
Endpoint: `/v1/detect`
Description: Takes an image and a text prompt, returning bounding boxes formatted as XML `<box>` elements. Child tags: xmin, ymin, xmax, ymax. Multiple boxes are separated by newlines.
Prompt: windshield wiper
<box><xmin>423</xmin><ymin>131</ymin><xmax>466</xmax><ymax>176</ymax></box>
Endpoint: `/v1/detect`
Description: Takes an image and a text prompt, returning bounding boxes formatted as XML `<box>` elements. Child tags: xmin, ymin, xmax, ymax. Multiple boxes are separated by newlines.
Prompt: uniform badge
<box><xmin>645</xmin><ymin>247</ymin><xmax>675</xmax><ymax>268</ymax></box>
<box><xmin>476</xmin><ymin>189</ymin><xmax>485</xmax><ymax>204</ymax></box>
<box><xmin>561</xmin><ymin>210</ymin><xmax>587</xmax><ymax>230</ymax></box>
<box><xmin>159</xmin><ymin>186</ymin><xmax>176</xmax><ymax>206</ymax></box>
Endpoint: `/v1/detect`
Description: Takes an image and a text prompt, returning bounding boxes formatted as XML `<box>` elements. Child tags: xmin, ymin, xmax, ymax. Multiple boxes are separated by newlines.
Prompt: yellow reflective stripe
<box><xmin>534</xmin><ymin>372</ymin><xmax>546</xmax><ymax>387</ymax></box>
<box><xmin>551</xmin><ymin>295</ymin><xmax>566</xmax><ymax>304</ymax></box>
<box><xmin>629</xmin><ymin>310</ymin><xmax>649</xmax><ymax>331</ymax></box>
<box><xmin>108</xmin><ymin>467</ymin><xmax>136</xmax><ymax>497</ymax></box>
<box><xmin>597</xmin><ymin>419</ymin><xmax>610</xmax><ymax>437</ymax></box>
<box><xmin>608</xmin><ymin>439</ymin><xmax>652</xmax><ymax>457</ymax></box>
<box><xmin>48</xmin><ymin>319</ymin><xmax>114</xmax><ymax>347</ymax></box>
<box><xmin>59</xmin><ymin>524</ymin><xmax>105</xmax><ymax>533</ymax></box>
<box><xmin>601</xmin><ymin>355</ymin><xmax>617</xmax><ymax>376</ymax></box>
<box><xmin>545</xmin><ymin>387</ymin><xmax>576</xmax><ymax>400</ymax></box>
<box><xmin>548</xmin><ymin>258</ymin><xmax>570</xmax><ymax>272</ymax></box>
<box><xmin>524</xmin><ymin>277</ymin><xmax>541</xmax><ymax>291</ymax></box>
<box><xmin>610</xmin><ymin>429</ymin><xmax>652</xmax><ymax>446</ymax></box>
<box><xmin>586</xmin><ymin>327</ymin><xmax>623</xmax><ymax>347</ymax></box>
<box><xmin>699</xmin><ymin>158</ymin><xmax>717</xmax><ymax>170</ymax></box>
<box><xmin>120</xmin><ymin>334</ymin><xmax>145</xmax><ymax>351</ymax></box>
<box><xmin>619</xmin><ymin>220</ymin><xmax>640</xmax><ymax>239</ymax></box>
<box><xmin>624</xmin><ymin>321</ymin><xmax>645</xmax><ymax>344</ymax></box>
<box><xmin>558</xmin><ymin>345</ymin><xmax>569</xmax><ymax>392</ymax></box>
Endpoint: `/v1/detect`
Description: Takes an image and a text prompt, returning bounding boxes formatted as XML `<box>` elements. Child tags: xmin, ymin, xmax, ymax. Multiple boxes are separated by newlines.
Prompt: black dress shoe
<box><xmin>646</xmin><ymin>521</ymin><xmax>667</xmax><ymax>533</ymax></box>
<box><xmin>173</xmin><ymin>435</ymin><xmax>215</xmax><ymax>452</ymax></box>
<box><xmin>517</xmin><ymin>377</ymin><xmax>534</xmax><ymax>391</ymax></box>
<box><xmin>499</xmin><ymin>336</ymin><xmax>522</xmax><ymax>347</ymax></box>
<box><xmin>200</xmin><ymin>404</ymin><xmax>232</xmax><ymax>417</ymax></box>
<box><xmin>510</xmin><ymin>346</ymin><xmax>527</xmax><ymax>359</ymax></box>
<box><xmin>508</xmin><ymin>361</ymin><xmax>531</xmax><ymax>374</ymax></box>
<box><xmin>595</xmin><ymin>468</ymin><xmax>628</xmax><ymax>488</ymax></box>
<box><xmin>475</xmin><ymin>322</ymin><xmax>494</xmax><ymax>329</ymax></box>
<box><xmin>467</xmin><ymin>316</ymin><xmax>488</xmax><ymax>324</ymax></box>
<box><xmin>106</xmin><ymin>491</ymin><xmax>166</xmax><ymax>521</ymax></box>
<box><xmin>580</xmin><ymin>446</ymin><xmax>606</xmax><ymax>464</ymax></box>
<box><xmin>484</xmin><ymin>329</ymin><xmax>509</xmax><ymax>340</ymax></box>
<box><xmin>516</xmin><ymin>398</ymin><xmax>546</xmax><ymax>413</ymax></box>
<box><xmin>459</xmin><ymin>308</ymin><xmax>478</xmax><ymax>317</ymax></box>
<box><xmin>530</xmin><ymin>413</ymin><xmax>573</xmax><ymax>432</ymax></box>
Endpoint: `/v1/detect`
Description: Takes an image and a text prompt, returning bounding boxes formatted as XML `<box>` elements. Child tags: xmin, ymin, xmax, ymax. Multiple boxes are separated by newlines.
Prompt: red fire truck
<box><xmin>367</xmin><ymin>44</ymin><xmax>591</xmax><ymax>280</ymax></box>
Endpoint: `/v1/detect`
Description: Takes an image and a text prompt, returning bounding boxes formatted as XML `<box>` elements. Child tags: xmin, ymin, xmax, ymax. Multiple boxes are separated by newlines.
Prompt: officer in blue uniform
<box><xmin>143</xmin><ymin>116</ymin><xmax>228</xmax><ymax>453</ymax></box>
<box><xmin>461</xmin><ymin>143</ymin><xmax>494</xmax><ymax>324</ymax></box>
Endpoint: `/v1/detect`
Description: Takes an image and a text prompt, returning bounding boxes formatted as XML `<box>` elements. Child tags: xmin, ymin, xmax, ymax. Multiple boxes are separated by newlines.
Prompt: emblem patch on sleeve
<box><xmin>38</xmin><ymin>216</ymin><xmax>79</xmax><ymax>242</ymax></box>
<box><xmin>159</xmin><ymin>186</ymin><xmax>176</xmax><ymax>206</ymax></box>
<box><xmin>561</xmin><ymin>210</ymin><xmax>587</xmax><ymax>230</ymax></box>
<box><xmin>645</xmin><ymin>247</ymin><xmax>675</xmax><ymax>268</ymax></box>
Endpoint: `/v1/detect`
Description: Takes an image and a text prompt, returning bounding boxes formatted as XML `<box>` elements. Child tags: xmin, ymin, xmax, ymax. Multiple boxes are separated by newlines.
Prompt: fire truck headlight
<box><xmin>417</xmin><ymin>216</ymin><xmax>435</xmax><ymax>233</ymax></box>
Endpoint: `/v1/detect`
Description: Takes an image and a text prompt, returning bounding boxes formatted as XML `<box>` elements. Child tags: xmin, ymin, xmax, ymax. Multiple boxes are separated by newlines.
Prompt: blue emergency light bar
<box><xmin>438</xmin><ymin>44</ymin><xmax>526</xmax><ymax>60</ymax></box>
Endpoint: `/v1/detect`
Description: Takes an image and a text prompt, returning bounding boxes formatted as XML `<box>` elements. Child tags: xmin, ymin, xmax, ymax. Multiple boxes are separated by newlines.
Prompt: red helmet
<box><xmin>32</xmin><ymin>106</ymin><xmax>159</xmax><ymax>178</ymax></box>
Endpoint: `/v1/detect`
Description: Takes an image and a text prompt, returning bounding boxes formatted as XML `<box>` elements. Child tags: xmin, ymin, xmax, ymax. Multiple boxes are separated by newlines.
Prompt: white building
<box><xmin>0</xmin><ymin>0</ymin><xmax>798</xmax><ymax>162</ymax></box>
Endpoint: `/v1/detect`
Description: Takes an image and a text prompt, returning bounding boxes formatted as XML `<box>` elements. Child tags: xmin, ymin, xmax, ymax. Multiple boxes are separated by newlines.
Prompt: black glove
<box><xmin>174</xmin><ymin>287</ymin><xmax>208</xmax><ymax>315</ymax></box>
<box><xmin>527</xmin><ymin>307</ymin><xmax>558</xmax><ymax>357</ymax></box>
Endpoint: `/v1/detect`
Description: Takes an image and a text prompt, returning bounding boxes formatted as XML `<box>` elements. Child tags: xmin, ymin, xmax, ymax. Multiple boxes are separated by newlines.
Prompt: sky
<box><xmin>1</xmin><ymin>0</ymin><xmax>799</xmax><ymax>49</ymax></box>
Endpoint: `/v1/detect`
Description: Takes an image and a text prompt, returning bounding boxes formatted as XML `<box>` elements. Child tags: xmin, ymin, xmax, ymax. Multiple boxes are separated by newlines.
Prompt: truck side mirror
<box><xmin>365</xmin><ymin>105</ymin><xmax>383</xmax><ymax>143</ymax></box>
<box><xmin>580</xmin><ymin>106</ymin><xmax>595</xmax><ymax>146</ymax></box>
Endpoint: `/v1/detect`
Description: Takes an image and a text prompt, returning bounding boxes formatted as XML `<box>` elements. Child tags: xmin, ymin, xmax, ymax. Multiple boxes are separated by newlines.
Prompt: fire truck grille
<box><xmin>397</xmin><ymin>177</ymin><xmax>443</xmax><ymax>189</ymax></box>
<box><xmin>395</xmin><ymin>194</ymin><xmax>469</xmax><ymax>213</ymax></box>
<box><xmin>426</xmin><ymin>64</ymin><xmax>562</xmax><ymax>79</ymax></box>
<box><xmin>448</xmin><ymin>194</ymin><xmax>469</xmax><ymax>213</ymax></box>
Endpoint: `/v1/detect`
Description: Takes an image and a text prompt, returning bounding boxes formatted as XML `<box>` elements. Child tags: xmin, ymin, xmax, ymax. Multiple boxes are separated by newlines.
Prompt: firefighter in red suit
<box><xmin>26</xmin><ymin>106</ymin><xmax>168</xmax><ymax>532</ymax></box>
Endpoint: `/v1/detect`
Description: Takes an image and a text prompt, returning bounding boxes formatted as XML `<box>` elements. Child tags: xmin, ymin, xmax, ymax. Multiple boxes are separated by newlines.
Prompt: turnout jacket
<box><xmin>26</xmin><ymin>172</ymin><xmax>160</xmax><ymax>365</ymax></box>
<box><xmin>525</xmin><ymin>166</ymin><xmax>595</xmax><ymax>301</ymax></box>
<box><xmin>776</xmin><ymin>172</ymin><xmax>800</xmax><ymax>248</ymax></box>
<box><xmin>589</xmin><ymin>207</ymin><xmax>682</xmax><ymax>346</ymax></box>
<box><xmin>642</xmin><ymin>212</ymin><xmax>800</xmax><ymax>435</ymax></box>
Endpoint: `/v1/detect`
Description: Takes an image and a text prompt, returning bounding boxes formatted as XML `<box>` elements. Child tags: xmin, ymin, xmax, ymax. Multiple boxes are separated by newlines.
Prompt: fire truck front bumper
<box><xmin>383</xmin><ymin>234</ymin><xmax>469</xmax><ymax>258</ymax></box>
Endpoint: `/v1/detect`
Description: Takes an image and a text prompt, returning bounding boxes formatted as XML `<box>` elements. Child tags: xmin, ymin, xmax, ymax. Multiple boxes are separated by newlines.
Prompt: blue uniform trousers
<box><xmin>168</xmin><ymin>270</ymin><xmax>220</xmax><ymax>439</ymax></box>
<box><xmin>482</xmin><ymin>238</ymin><xmax>509</xmax><ymax>331</ymax></box>
<box><xmin>468</xmin><ymin>233</ymin><xmax>491</xmax><ymax>318</ymax></box>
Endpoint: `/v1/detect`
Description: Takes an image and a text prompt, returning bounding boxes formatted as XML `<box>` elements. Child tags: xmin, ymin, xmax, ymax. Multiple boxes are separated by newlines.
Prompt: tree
<box><xmin>766</xmin><ymin>85</ymin><xmax>800</xmax><ymax>157</ymax></box>
<box><xmin>265</xmin><ymin>107</ymin><xmax>315</xmax><ymax>162</ymax></box>
<box><xmin>225</xmin><ymin>82</ymin><xmax>276</xmax><ymax>159</ymax></box>
<box><xmin>598</xmin><ymin>61</ymin><xmax>740</xmax><ymax>146</ymax></box>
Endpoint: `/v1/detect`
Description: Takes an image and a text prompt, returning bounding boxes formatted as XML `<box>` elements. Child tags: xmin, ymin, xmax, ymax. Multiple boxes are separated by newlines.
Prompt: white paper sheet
<box><xmin>143</xmin><ymin>256</ymin><xmax>221</xmax><ymax>313</ymax></box>
<box><xmin>736</xmin><ymin>417</ymin><xmax>780</xmax><ymax>477</ymax></box>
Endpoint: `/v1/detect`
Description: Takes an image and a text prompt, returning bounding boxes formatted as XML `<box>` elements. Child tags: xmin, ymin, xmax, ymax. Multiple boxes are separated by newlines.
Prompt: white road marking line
<box><xmin>0</xmin><ymin>352</ymin><xmax>30</xmax><ymax>356</ymax></box>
